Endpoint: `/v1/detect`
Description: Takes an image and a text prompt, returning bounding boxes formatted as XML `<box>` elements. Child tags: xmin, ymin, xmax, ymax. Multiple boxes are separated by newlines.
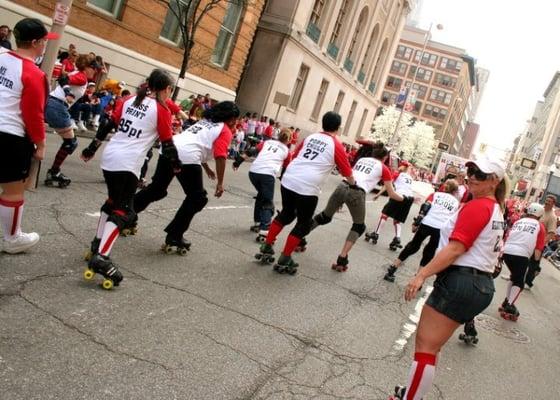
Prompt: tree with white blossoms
<box><xmin>368</xmin><ymin>105</ymin><xmax>412</xmax><ymax>143</ymax></box>
<box><xmin>398</xmin><ymin>120</ymin><xmax>436</xmax><ymax>167</ymax></box>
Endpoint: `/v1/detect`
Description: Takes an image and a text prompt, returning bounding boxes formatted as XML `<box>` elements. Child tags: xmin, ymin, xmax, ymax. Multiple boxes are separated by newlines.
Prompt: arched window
<box><xmin>343</xmin><ymin>6</ymin><xmax>368</xmax><ymax>73</ymax></box>
<box><xmin>357</xmin><ymin>23</ymin><xmax>380</xmax><ymax>84</ymax></box>
<box><xmin>369</xmin><ymin>37</ymin><xmax>388</xmax><ymax>93</ymax></box>
<box><xmin>327</xmin><ymin>0</ymin><xmax>354</xmax><ymax>60</ymax></box>
<box><xmin>306</xmin><ymin>0</ymin><xmax>330</xmax><ymax>43</ymax></box>
<box><xmin>211</xmin><ymin>2</ymin><xmax>244</xmax><ymax>68</ymax></box>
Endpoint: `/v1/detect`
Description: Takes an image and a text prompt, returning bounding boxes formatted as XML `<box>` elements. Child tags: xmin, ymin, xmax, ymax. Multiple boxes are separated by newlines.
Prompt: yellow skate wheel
<box><xmin>84</xmin><ymin>250</ymin><xmax>92</xmax><ymax>262</ymax></box>
<box><xmin>102</xmin><ymin>279</ymin><xmax>114</xmax><ymax>290</ymax></box>
<box><xmin>83</xmin><ymin>269</ymin><xmax>95</xmax><ymax>280</ymax></box>
<box><xmin>121</xmin><ymin>229</ymin><xmax>130</xmax><ymax>237</ymax></box>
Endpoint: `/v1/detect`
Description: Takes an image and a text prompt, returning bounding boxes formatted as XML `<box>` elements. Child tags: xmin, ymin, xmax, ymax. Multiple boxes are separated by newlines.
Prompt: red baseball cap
<box><xmin>399</xmin><ymin>160</ymin><xmax>411</xmax><ymax>167</ymax></box>
<box><xmin>13</xmin><ymin>18</ymin><xmax>60</xmax><ymax>42</ymax></box>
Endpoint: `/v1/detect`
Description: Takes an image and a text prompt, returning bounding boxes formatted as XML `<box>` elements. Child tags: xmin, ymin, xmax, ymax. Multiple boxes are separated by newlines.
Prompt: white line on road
<box><xmin>391</xmin><ymin>285</ymin><xmax>433</xmax><ymax>355</ymax></box>
<box><xmin>86</xmin><ymin>212</ymin><xmax>100</xmax><ymax>217</ymax></box>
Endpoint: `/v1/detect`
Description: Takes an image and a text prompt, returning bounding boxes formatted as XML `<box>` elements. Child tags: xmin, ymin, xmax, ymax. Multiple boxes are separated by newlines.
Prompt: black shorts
<box><xmin>381</xmin><ymin>196</ymin><xmax>414</xmax><ymax>223</ymax></box>
<box><xmin>0</xmin><ymin>132</ymin><xmax>35</xmax><ymax>184</ymax></box>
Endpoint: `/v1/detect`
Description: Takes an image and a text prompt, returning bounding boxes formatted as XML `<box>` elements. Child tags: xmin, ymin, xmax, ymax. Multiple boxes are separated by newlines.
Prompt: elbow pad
<box><xmin>419</xmin><ymin>202</ymin><xmax>431</xmax><ymax>216</ymax></box>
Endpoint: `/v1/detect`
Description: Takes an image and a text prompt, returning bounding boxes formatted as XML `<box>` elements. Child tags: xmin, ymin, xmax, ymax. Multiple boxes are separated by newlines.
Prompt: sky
<box><xmin>415</xmin><ymin>0</ymin><xmax>560</xmax><ymax>159</ymax></box>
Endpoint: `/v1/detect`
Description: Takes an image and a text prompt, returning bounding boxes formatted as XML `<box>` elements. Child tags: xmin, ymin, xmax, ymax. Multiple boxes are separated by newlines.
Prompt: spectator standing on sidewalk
<box><xmin>0</xmin><ymin>25</ymin><xmax>12</xmax><ymax>50</ymax></box>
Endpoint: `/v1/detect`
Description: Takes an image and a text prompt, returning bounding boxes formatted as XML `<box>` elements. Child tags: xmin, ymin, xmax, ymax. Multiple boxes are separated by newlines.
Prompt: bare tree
<box><xmin>158</xmin><ymin>0</ymin><xmax>250</xmax><ymax>100</ymax></box>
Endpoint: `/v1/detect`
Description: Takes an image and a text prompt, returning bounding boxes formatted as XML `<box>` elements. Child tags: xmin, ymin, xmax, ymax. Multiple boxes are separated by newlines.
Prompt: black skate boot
<box><xmin>274</xmin><ymin>254</ymin><xmax>299</xmax><ymax>275</ymax></box>
<box><xmin>161</xmin><ymin>234</ymin><xmax>191</xmax><ymax>256</ymax></box>
<box><xmin>498</xmin><ymin>297</ymin><xmax>508</xmax><ymax>312</ymax></box>
<box><xmin>384</xmin><ymin>265</ymin><xmax>398</xmax><ymax>282</ymax></box>
<box><xmin>331</xmin><ymin>255</ymin><xmax>349</xmax><ymax>272</ymax></box>
<box><xmin>44</xmin><ymin>169</ymin><xmax>71</xmax><ymax>188</ymax></box>
<box><xmin>121</xmin><ymin>214</ymin><xmax>138</xmax><ymax>237</ymax></box>
<box><xmin>255</xmin><ymin>230</ymin><xmax>268</xmax><ymax>243</ymax></box>
<box><xmin>389</xmin><ymin>237</ymin><xmax>402</xmax><ymax>251</ymax></box>
<box><xmin>249</xmin><ymin>222</ymin><xmax>260</xmax><ymax>233</ymax></box>
<box><xmin>84</xmin><ymin>253</ymin><xmax>123</xmax><ymax>289</ymax></box>
<box><xmin>255</xmin><ymin>242</ymin><xmax>275</xmax><ymax>264</ymax></box>
<box><xmin>388</xmin><ymin>385</ymin><xmax>406</xmax><ymax>399</ymax></box>
<box><xmin>500</xmin><ymin>302</ymin><xmax>520</xmax><ymax>321</ymax></box>
<box><xmin>294</xmin><ymin>237</ymin><xmax>307</xmax><ymax>253</ymax></box>
<box><xmin>84</xmin><ymin>237</ymin><xmax>100</xmax><ymax>262</ymax></box>
<box><xmin>364</xmin><ymin>231</ymin><xmax>379</xmax><ymax>244</ymax></box>
<box><xmin>459</xmin><ymin>319</ymin><xmax>479</xmax><ymax>345</ymax></box>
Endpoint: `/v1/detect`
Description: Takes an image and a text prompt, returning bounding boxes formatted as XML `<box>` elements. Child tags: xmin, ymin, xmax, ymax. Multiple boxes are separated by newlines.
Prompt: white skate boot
<box><xmin>77</xmin><ymin>120</ymin><xmax>87</xmax><ymax>131</ymax></box>
<box><xmin>3</xmin><ymin>232</ymin><xmax>40</xmax><ymax>254</ymax></box>
<box><xmin>91</xmin><ymin>114</ymin><xmax>100</xmax><ymax>129</ymax></box>
<box><xmin>70</xmin><ymin>119</ymin><xmax>78</xmax><ymax>130</ymax></box>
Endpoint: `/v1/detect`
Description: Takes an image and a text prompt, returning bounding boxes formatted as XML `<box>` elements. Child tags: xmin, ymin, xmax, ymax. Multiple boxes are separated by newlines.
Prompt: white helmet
<box><xmin>526</xmin><ymin>202</ymin><xmax>544</xmax><ymax>218</ymax></box>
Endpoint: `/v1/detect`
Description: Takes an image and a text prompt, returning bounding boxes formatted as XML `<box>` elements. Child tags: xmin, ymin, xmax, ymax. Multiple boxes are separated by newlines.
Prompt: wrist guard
<box><xmin>233</xmin><ymin>154</ymin><xmax>245</xmax><ymax>169</ymax></box>
<box><xmin>81</xmin><ymin>139</ymin><xmax>101</xmax><ymax>159</ymax></box>
<box><xmin>161</xmin><ymin>140</ymin><xmax>182</xmax><ymax>170</ymax></box>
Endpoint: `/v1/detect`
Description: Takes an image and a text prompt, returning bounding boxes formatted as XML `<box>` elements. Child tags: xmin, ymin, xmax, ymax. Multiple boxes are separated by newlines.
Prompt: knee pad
<box><xmin>351</xmin><ymin>223</ymin><xmax>366</xmax><ymax>236</ymax></box>
<box><xmin>62</xmin><ymin>137</ymin><xmax>78</xmax><ymax>154</ymax></box>
<box><xmin>100</xmin><ymin>199</ymin><xmax>113</xmax><ymax>215</ymax></box>
<box><xmin>314</xmin><ymin>212</ymin><xmax>332</xmax><ymax>226</ymax></box>
<box><xmin>108</xmin><ymin>207</ymin><xmax>137</xmax><ymax>231</ymax></box>
<box><xmin>292</xmin><ymin>219</ymin><xmax>313</xmax><ymax>238</ymax></box>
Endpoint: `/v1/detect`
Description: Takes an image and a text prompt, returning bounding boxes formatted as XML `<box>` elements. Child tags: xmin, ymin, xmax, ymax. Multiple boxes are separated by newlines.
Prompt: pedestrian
<box><xmin>498</xmin><ymin>203</ymin><xmax>545</xmax><ymax>321</ymax></box>
<box><xmin>525</xmin><ymin>194</ymin><xmax>557</xmax><ymax>288</ymax></box>
<box><xmin>132</xmin><ymin>101</ymin><xmax>239</xmax><ymax>253</ymax></box>
<box><xmin>383</xmin><ymin>179</ymin><xmax>459</xmax><ymax>282</ymax></box>
<box><xmin>308</xmin><ymin>140</ymin><xmax>407</xmax><ymax>272</ymax></box>
<box><xmin>255</xmin><ymin>111</ymin><xmax>355</xmax><ymax>274</ymax></box>
<box><xmin>234</xmin><ymin>128</ymin><xmax>292</xmax><ymax>241</ymax></box>
<box><xmin>84</xmin><ymin>68</ymin><xmax>178</xmax><ymax>289</ymax></box>
<box><xmin>0</xmin><ymin>25</ymin><xmax>12</xmax><ymax>50</ymax></box>
<box><xmin>389</xmin><ymin>157</ymin><xmax>506</xmax><ymax>400</ymax></box>
<box><xmin>44</xmin><ymin>53</ymin><xmax>98</xmax><ymax>187</ymax></box>
<box><xmin>365</xmin><ymin>160</ymin><xmax>415</xmax><ymax>251</ymax></box>
<box><xmin>0</xmin><ymin>18</ymin><xmax>56</xmax><ymax>253</ymax></box>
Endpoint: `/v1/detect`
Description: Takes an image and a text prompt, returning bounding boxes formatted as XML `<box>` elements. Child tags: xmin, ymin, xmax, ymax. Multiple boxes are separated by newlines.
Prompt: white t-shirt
<box><xmin>50</xmin><ymin>70</ymin><xmax>88</xmax><ymax>100</ymax></box>
<box><xmin>281</xmin><ymin>132</ymin><xmax>352</xmax><ymax>196</ymax></box>
<box><xmin>101</xmin><ymin>96</ymin><xmax>172</xmax><ymax>178</ymax></box>
<box><xmin>503</xmin><ymin>217</ymin><xmax>546</xmax><ymax>258</ymax></box>
<box><xmin>173</xmin><ymin>119</ymin><xmax>232</xmax><ymax>165</ymax></box>
<box><xmin>422</xmin><ymin>192</ymin><xmax>460</xmax><ymax>230</ymax></box>
<box><xmin>352</xmin><ymin>157</ymin><xmax>393</xmax><ymax>193</ymax></box>
<box><xmin>393</xmin><ymin>172</ymin><xmax>414</xmax><ymax>196</ymax></box>
<box><xmin>438</xmin><ymin>198</ymin><xmax>505</xmax><ymax>273</ymax></box>
<box><xmin>250</xmin><ymin>140</ymin><xmax>290</xmax><ymax>177</ymax></box>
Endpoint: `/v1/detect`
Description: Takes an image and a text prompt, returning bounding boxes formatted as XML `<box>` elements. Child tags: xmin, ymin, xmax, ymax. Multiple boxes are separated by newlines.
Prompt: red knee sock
<box><xmin>282</xmin><ymin>234</ymin><xmax>301</xmax><ymax>256</ymax></box>
<box><xmin>0</xmin><ymin>198</ymin><xmax>23</xmax><ymax>240</ymax></box>
<box><xmin>266</xmin><ymin>219</ymin><xmax>283</xmax><ymax>245</ymax></box>
<box><xmin>51</xmin><ymin>148</ymin><xmax>69</xmax><ymax>171</ymax></box>
<box><xmin>404</xmin><ymin>352</ymin><xmax>436</xmax><ymax>400</ymax></box>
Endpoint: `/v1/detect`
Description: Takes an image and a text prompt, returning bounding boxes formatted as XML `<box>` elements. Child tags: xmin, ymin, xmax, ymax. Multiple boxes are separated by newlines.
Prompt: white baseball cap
<box><xmin>466</xmin><ymin>157</ymin><xmax>505</xmax><ymax>180</ymax></box>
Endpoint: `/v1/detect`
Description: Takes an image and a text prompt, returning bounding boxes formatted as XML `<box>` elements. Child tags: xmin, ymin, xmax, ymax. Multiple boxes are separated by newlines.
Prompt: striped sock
<box><xmin>404</xmin><ymin>352</ymin><xmax>436</xmax><ymax>400</ymax></box>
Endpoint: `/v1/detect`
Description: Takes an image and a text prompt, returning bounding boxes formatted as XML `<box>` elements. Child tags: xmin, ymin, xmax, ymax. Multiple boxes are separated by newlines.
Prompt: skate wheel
<box><xmin>472</xmin><ymin>337</ymin><xmax>479</xmax><ymax>344</ymax></box>
<box><xmin>131</xmin><ymin>228</ymin><xmax>138</xmax><ymax>235</ymax></box>
<box><xmin>121</xmin><ymin>229</ymin><xmax>130</xmax><ymax>236</ymax></box>
<box><xmin>288</xmin><ymin>269</ymin><xmax>297</xmax><ymax>275</ymax></box>
<box><xmin>178</xmin><ymin>247</ymin><xmax>188</xmax><ymax>256</ymax></box>
<box><xmin>102</xmin><ymin>279</ymin><xmax>114</xmax><ymax>290</ymax></box>
<box><xmin>273</xmin><ymin>264</ymin><xmax>281</xmax><ymax>272</ymax></box>
<box><xmin>83</xmin><ymin>269</ymin><xmax>95</xmax><ymax>280</ymax></box>
<box><xmin>266</xmin><ymin>256</ymin><xmax>275</xmax><ymax>264</ymax></box>
<box><xmin>255</xmin><ymin>253</ymin><xmax>263</xmax><ymax>260</ymax></box>
<box><xmin>331</xmin><ymin>263</ymin><xmax>337</xmax><ymax>270</ymax></box>
<box><xmin>84</xmin><ymin>250</ymin><xmax>92</xmax><ymax>262</ymax></box>
<box><xmin>162</xmin><ymin>245</ymin><xmax>174</xmax><ymax>254</ymax></box>
<box><xmin>459</xmin><ymin>333</ymin><xmax>465</xmax><ymax>340</ymax></box>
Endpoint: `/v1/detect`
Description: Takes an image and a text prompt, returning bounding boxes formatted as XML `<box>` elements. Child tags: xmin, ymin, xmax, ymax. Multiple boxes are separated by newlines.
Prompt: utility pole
<box><xmin>40</xmin><ymin>1</ymin><xmax>73</xmax><ymax>79</ymax></box>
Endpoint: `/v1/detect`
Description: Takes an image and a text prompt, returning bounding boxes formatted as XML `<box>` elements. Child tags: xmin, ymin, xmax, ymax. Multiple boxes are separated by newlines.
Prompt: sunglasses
<box><xmin>466</xmin><ymin>166</ymin><xmax>489</xmax><ymax>181</ymax></box>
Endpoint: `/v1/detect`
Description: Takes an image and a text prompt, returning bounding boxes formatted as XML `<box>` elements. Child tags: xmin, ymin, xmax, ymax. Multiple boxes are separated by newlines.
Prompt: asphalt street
<box><xmin>1</xmin><ymin>133</ymin><xmax>559</xmax><ymax>400</ymax></box>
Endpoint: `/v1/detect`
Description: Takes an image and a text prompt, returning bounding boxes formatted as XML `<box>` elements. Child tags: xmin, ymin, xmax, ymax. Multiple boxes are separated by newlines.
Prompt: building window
<box><xmin>408</xmin><ymin>82</ymin><xmax>427</xmax><ymax>99</ymax></box>
<box><xmin>343</xmin><ymin>101</ymin><xmax>357</xmax><ymax>136</ymax></box>
<box><xmin>345</xmin><ymin>8</ymin><xmax>367</xmax><ymax>72</ymax></box>
<box><xmin>211</xmin><ymin>2</ymin><xmax>244</xmax><ymax>67</ymax></box>
<box><xmin>381</xmin><ymin>91</ymin><xmax>397</xmax><ymax>104</ymax></box>
<box><xmin>390</xmin><ymin>60</ymin><xmax>407</xmax><ymax>75</ymax></box>
<box><xmin>408</xmin><ymin>66</ymin><xmax>432</xmax><ymax>82</ymax></box>
<box><xmin>413</xmin><ymin>100</ymin><xmax>422</xmax><ymax>113</ymax></box>
<box><xmin>423</xmin><ymin>104</ymin><xmax>447</xmax><ymax>120</ymax></box>
<box><xmin>306</xmin><ymin>0</ymin><xmax>328</xmax><ymax>43</ymax></box>
<box><xmin>311</xmin><ymin>79</ymin><xmax>329</xmax><ymax>121</ymax></box>
<box><xmin>414</xmin><ymin>50</ymin><xmax>437</xmax><ymax>67</ymax></box>
<box><xmin>434</xmin><ymin>73</ymin><xmax>457</xmax><ymax>88</ymax></box>
<box><xmin>429</xmin><ymin>88</ymin><xmax>452</xmax><ymax>105</ymax></box>
<box><xmin>87</xmin><ymin>0</ymin><xmax>124</xmax><ymax>17</ymax></box>
<box><xmin>289</xmin><ymin>64</ymin><xmax>310</xmax><ymax>110</ymax></box>
<box><xmin>334</xmin><ymin>90</ymin><xmax>345</xmax><ymax>113</ymax></box>
<box><xmin>357</xmin><ymin>108</ymin><xmax>369</xmax><ymax>137</ymax></box>
<box><xmin>440</xmin><ymin>57</ymin><xmax>463</xmax><ymax>72</ymax></box>
<box><xmin>328</xmin><ymin>0</ymin><xmax>351</xmax><ymax>58</ymax></box>
<box><xmin>396</xmin><ymin>45</ymin><xmax>412</xmax><ymax>60</ymax></box>
<box><xmin>160</xmin><ymin>0</ymin><xmax>185</xmax><ymax>44</ymax></box>
<box><xmin>386</xmin><ymin>76</ymin><xmax>403</xmax><ymax>89</ymax></box>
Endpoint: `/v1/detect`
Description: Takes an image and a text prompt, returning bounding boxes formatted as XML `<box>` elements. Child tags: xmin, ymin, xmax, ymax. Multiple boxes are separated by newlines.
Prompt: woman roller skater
<box><xmin>84</xmin><ymin>69</ymin><xmax>178</xmax><ymax>289</ymax></box>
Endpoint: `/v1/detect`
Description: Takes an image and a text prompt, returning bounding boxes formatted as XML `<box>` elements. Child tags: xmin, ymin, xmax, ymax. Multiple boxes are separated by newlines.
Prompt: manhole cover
<box><xmin>475</xmin><ymin>314</ymin><xmax>530</xmax><ymax>343</ymax></box>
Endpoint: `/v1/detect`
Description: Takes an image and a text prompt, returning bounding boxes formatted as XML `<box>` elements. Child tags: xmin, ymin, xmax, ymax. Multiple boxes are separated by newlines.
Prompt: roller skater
<box><xmin>161</xmin><ymin>234</ymin><xmax>191</xmax><ymax>255</ymax></box>
<box><xmin>45</xmin><ymin>53</ymin><xmax>98</xmax><ymax>187</ymax></box>
<box><xmin>255</xmin><ymin>242</ymin><xmax>275</xmax><ymax>264</ymax></box>
<box><xmin>500</xmin><ymin>302</ymin><xmax>520</xmax><ymax>321</ymax></box>
<box><xmin>384</xmin><ymin>180</ymin><xmax>459</xmax><ymax>283</ymax></box>
<box><xmin>260</xmin><ymin>112</ymin><xmax>355</xmax><ymax>276</ymax></box>
<box><xmin>367</xmin><ymin>161</ymin><xmax>415</xmax><ymax>248</ymax></box>
<box><xmin>303</xmin><ymin>140</ymin><xmax>404</xmax><ymax>273</ymax></box>
<box><xmin>364</xmin><ymin>231</ymin><xmax>379</xmax><ymax>244</ymax></box>
<box><xmin>458</xmin><ymin>319</ymin><xmax>479</xmax><ymax>345</ymax></box>
<box><xmin>526</xmin><ymin>195</ymin><xmax>557</xmax><ymax>288</ymax></box>
<box><xmin>85</xmin><ymin>69</ymin><xmax>178</xmax><ymax>289</ymax></box>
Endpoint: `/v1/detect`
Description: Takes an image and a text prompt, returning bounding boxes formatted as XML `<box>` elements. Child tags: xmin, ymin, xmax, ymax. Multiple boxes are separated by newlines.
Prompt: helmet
<box><xmin>526</xmin><ymin>202</ymin><xmax>544</xmax><ymax>218</ymax></box>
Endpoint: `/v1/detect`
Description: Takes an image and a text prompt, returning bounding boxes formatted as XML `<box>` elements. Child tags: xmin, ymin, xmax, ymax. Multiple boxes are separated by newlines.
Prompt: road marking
<box><xmin>206</xmin><ymin>205</ymin><xmax>251</xmax><ymax>210</ymax></box>
<box><xmin>391</xmin><ymin>285</ymin><xmax>433</xmax><ymax>355</ymax></box>
<box><xmin>86</xmin><ymin>212</ymin><xmax>100</xmax><ymax>217</ymax></box>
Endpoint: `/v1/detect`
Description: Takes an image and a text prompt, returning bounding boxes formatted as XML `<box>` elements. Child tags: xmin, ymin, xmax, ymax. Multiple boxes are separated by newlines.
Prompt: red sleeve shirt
<box><xmin>67</xmin><ymin>71</ymin><xmax>87</xmax><ymax>86</ymax></box>
<box><xmin>166</xmin><ymin>98</ymin><xmax>181</xmax><ymax>115</ymax></box>
<box><xmin>213</xmin><ymin>124</ymin><xmax>233</xmax><ymax>159</ymax></box>
<box><xmin>536</xmin><ymin>222</ymin><xmax>546</xmax><ymax>251</ymax></box>
<box><xmin>264</xmin><ymin>125</ymin><xmax>274</xmax><ymax>138</ymax></box>
<box><xmin>333</xmin><ymin>138</ymin><xmax>353</xmax><ymax>177</ymax></box>
<box><xmin>156</xmin><ymin>102</ymin><xmax>173</xmax><ymax>142</ymax></box>
<box><xmin>256</xmin><ymin>141</ymin><xmax>264</xmax><ymax>153</ymax></box>
<box><xmin>20</xmin><ymin>56</ymin><xmax>48</xmax><ymax>144</ymax></box>
<box><xmin>425</xmin><ymin>193</ymin><xmax>435</xmax><ymax>203</ymax></box>
<box><xmin>449</xmin><ymin>198</ymin><xmax>494</xmax><ymax>250</ymax></box>
<box><xmin>381</xmin><ymin>164</ymin><xmax>393</xmax><ymax>182</ymax></box>
<box><xmin>61</xmin><ymin>59</ymin><xmax>75</xmax><ymax>73</ymax></box>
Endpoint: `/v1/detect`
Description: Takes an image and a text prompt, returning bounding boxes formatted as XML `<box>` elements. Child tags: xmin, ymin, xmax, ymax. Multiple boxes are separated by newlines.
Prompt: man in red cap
<box><xmin>0</xmin><ymin>18</ymin><xmax>58</xmax><ymax>253</ymax></box>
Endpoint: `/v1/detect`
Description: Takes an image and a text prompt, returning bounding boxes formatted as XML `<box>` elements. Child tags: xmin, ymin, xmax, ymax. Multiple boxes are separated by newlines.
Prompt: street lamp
<box><xmin>388</xmin><ymin>22</ymin><xmax>444</xmax><ymax>149</ymax></box>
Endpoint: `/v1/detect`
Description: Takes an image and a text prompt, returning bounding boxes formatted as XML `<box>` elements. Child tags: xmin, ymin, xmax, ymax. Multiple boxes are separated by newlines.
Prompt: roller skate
<box><xmin>249</xmin><ymin>222</ymin><xmax>260</xmax><ymax>233</ymax></box>
<box><xmin>331</xmin><ymin>254</ymin><xmax>349</xmax><ymax>272</ymax></box>
<box><xmin>83</xmin><ymin>237</ymin><xmax>100</xmax><ymax>262</ymax></box>
<box><xmin>498</xmin><ymin>297</ymin><xmax>508</xmax><ymax>312</ymax></box>
<box><xmin>273</xmin><ymin>254</ymin><xmax>299</xmax><ymax>275</ymax></box>
<box><xmin>121</xmin><ymin>215</ymin><xmax>138</xmax><ymax>237</ymax></box>
<box><xmin>84</xmin><ymin>253</ymin><xmax>123</xmax><ymax>290</ymax></box>
<box><xmin>161</xmin><ymin>234</ymin><xmax>191</xmax><ymax>256</ymax></box>
<box><xmin>500</xmin><ymin>302</ymin><xmax>520</xmax><ymax>321</ymax></box>
<box><xmin>383</xmin><ymin>265</ymin><xmax>398</xmax><ymax>282</ymax></box>
<box><xmin>459</xmin><ymin>319</ymin><xmax>479</xmax><ymax>345</ymax></box>
<box><xmin>364</xmin><ymin>231</ymin><xmax>378</xmax><ymax>244</ymax></box>
<box><xmin>255</xmin><ymin>230</ymin><xmax>268</xmax><ymax>243</ymax></box>
<box><xmin>44</xmin><ymin>169</ymin><xmax>71</xmax><ymax>188</ymax></box>
<box><xmin>389</xmin><ymin>237</ymin><xmax>402</xmax><ymax>251</ymax></box>
<box><xmin>255</xmin><ymin>242</ymin><xmax>275</xmax><ymax>264</ymax></box>
<box><xmin>388</xmin><ymin>385</ymin><xmax>406</xmax><ymax>399</ymax></box>
<box><xmin>294</xmin><ymin>238</ymin><xmax>307</xmax><ymax>253</ymax></box>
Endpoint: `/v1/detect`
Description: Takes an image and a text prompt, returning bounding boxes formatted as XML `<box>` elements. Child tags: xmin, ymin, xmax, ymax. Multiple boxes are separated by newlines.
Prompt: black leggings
<box><xmin>102</xmin><ymin>170</ymin><xmax>138</xmax><ymax>229</ymax></box>
<box><xmin>133</xmin><ymin>157</ymin><xmax>208</xmax><ymax>238</ymax></box>
<box><xmin>503</xmin><ymin>253</ymin><xmax>529</xmax><ymax>288</ymax></box>
<box><xmin>398</xmin><ymin>224</ymin><xmax>440</xmax><ymax>266</ymax></box>
<box><xmin>275</xmin><ymin>185</ymin><xmax>318</xmax><ymax>239</ymax></box>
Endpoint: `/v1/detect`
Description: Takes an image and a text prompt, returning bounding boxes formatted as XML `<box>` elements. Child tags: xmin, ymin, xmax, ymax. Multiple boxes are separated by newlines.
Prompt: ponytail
<box><xmin>133</xmin><ymin>83</ymin><xmax>149</xmax><ymax>107</ymax></box>
<box><xmin>495</xmin><ymin>176</ymin><xmax>509</xmax><ymax>212</ymax></box>
<box><xmin>134</xmin><ymin>68</ymin><xmax>173</xmax><ymax>108</ymax></box>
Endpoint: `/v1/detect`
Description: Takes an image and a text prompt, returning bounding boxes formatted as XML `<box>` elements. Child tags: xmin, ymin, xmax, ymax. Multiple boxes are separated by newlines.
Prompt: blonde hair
<box><xmin>494</xmin><ymin>176</ymin><xmax>509</xmax><ymax>212</ymax></box>
<box><xmin>443</xmin><ymin>179</ymin><xmax>458</xmax><ymax>194</ymax></box>
<box><xmin>278</xmin><ymin>128</ymin><xmax>293</xmax><ymax>144</ymax></box>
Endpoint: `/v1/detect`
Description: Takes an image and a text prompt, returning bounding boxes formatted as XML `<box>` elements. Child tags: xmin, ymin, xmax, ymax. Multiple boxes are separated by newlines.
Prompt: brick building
<box><xmin>1</xmin><ymin>0</ymin><xmax>265</xmax><ymax>100</ymax></box>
